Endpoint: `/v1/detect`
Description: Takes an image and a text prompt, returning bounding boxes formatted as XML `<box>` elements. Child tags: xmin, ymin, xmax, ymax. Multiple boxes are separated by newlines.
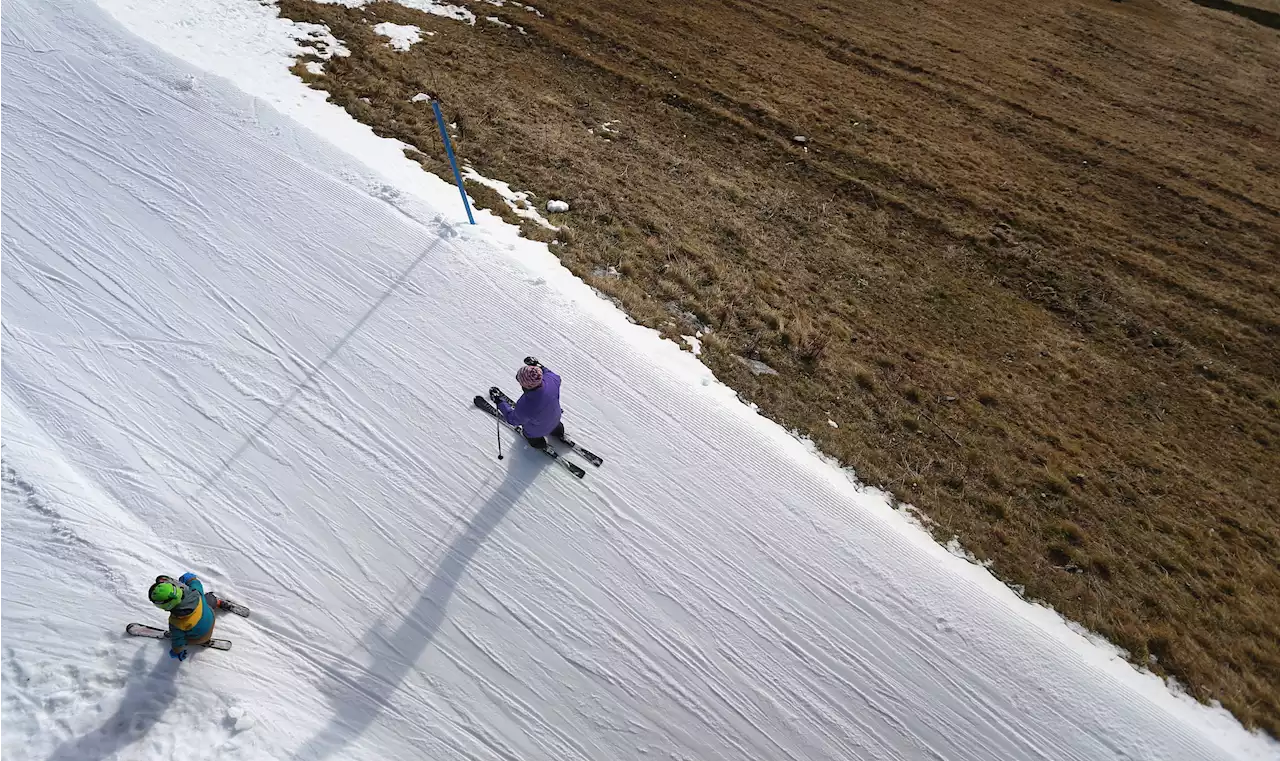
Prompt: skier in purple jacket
<box><xmin>492</xmin><ymin>357</ymin><xmax>567</xmax><ymax>450</ymax></box>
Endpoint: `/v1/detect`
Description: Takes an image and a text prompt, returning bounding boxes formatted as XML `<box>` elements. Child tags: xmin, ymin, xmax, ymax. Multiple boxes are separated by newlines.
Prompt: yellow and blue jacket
<box><xmin>167</xmin><ymin>578</ymin><xmax>215</xmax><ymax>651</ymax></box>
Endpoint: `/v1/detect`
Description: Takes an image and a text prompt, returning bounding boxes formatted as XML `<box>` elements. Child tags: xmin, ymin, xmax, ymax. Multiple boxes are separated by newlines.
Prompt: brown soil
<box><xmin>277</xmin><ymin>0</ymin><xmax>1280</xmax><ymax>734</ymax></box>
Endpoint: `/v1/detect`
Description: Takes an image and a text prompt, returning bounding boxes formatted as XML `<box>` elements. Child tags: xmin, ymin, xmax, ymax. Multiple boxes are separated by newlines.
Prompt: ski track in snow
<box><xmin>1</xmin><ymin>0</ymin><xmax>1276</xmax><ymax>760</ymax></box>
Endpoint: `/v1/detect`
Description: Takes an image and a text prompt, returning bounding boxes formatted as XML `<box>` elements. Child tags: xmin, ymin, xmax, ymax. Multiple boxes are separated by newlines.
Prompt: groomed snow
<box><xmin>1</xmin><ymin>1</ymin><xmax>1277</xmax><ymax>761</ymax></box>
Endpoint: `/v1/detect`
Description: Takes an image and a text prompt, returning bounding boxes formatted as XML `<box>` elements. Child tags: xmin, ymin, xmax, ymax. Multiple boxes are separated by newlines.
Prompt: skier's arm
<box><xmin>180</xmin><ymin>573</ymin><xmax>205</xmax><ymax>596</ymax></box>
<box><xmin>169</xmin><ymin>624</ymin><xmax>187</xmax><ymax>652</ymax></box>
<box><xmin>498</xmin><ymin>396</ymin><xmax>526</xmax><ymax>427</ymax></box>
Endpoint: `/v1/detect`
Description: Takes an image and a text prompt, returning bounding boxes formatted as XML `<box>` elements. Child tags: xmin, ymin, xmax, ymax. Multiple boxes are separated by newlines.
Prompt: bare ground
<box><xmin>277</xmin><ymin>0</ymin><xmax>1280</xmax><ymax>734</ymax></box>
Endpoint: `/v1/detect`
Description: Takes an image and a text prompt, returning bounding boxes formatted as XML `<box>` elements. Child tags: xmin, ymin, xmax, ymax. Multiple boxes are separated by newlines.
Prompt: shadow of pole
<box><xmin>294</xmin><ymin>453</ymin><xmax>546</xmax><ymax>760</ymax></box>
<box><xmin>193</xmin><ymin>237</ymin><xmax>447</xmax><ymax>500</ymax></box>
<box><xmin>48</xmin><ymin>648</ymin><xmax>181</xmax><ymax>761</ymax></box>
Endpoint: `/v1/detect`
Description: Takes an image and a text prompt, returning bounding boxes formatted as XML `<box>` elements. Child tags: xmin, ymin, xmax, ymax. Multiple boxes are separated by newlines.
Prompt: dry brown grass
<box><xmin>278</xmin><ymin>0</ymin><xmax>1280</xmax><ymax>734</ymax></box>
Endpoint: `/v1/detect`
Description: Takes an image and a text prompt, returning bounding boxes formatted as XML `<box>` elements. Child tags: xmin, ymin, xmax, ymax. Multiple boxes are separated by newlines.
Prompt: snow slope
<box><xmin>1</xmin><ymin>0</ymin><xmax>1276</xmax><ymax>759</ymax></box>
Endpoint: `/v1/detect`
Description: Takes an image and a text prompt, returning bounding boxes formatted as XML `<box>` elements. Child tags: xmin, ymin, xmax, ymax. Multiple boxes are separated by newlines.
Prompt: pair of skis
<box><xmin>125</xmin><ymin>593</ymin><xmax>249</xmax><ymax>652</ymax></box>
<box><xmin>473</xmin><ymin>392</ymin><xmax>603</xmax><ymax>479</ymax></box>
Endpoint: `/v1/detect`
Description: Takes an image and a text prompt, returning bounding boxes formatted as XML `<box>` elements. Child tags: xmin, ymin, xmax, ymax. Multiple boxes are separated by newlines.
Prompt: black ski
<box><xmin>125</xmin><ymin>623</ymin><xmax>232</xmax><ymax>651</ymax></box>
<box><xmin>473</xmin><ymin>395</ymin><xmax>586</xmax><ymax>479</ymax></box>
<box><xmin>208</xmin><ymin>592</ymin><xmax>250</xmax><ymax>618</ymax></box>
<box><xmin>554</xmin><ymin>434</ymin><xmax>604</xmax><ymax>468</ymax></box>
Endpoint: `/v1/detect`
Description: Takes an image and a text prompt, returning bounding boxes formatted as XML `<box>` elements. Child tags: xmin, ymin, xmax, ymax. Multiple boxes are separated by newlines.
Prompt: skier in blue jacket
<box><xmin>492</xmin><ymin>357</ymin><xmax>567</xmax><ymax>450</ymax></box>
<box><xmin>147</xmin><ymin>573</ymin><xmax>231</xmax><ymax>661</ymax></box>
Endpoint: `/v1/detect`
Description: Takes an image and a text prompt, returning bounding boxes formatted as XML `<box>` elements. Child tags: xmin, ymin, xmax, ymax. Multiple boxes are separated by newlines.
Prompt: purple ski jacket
<box><xmin>498</xmin><ymin>368</ymin><xmax>563</xmax><ymax>437</ymax></box>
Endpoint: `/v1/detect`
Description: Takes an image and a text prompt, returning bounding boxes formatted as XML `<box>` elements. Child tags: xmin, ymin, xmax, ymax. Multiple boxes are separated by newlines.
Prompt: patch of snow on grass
<box><xmin>395</xmin><ymin>0</ymin><xmax>476</xmax><ymax>23</ymax></box>
<box><xmin>590</xmin><ymin>121</ymin><xmax>620</xmax><ymax>141</ymax></box>
<box><xmin>485</xmin><ymin>16</ymin><xmax>526</xmax><ymax>33</ymax></box>
<box><xmin>682</xmin><ymin>335</ymin><xmax>702</xmax><ymax>356</ymax></box>
<box><xmin>411</xmin><ymin>93</ymin><xmax>432</xmax><ymax>103</ymax></box>
<box><xmin>374</xmin><ymin>21</ymin><xmax>422</xmax><ymax>50</ymax></box>
<box><xmin>546</xmin><ymin>199</ymin><xmax>569</xmax><ymax>213</ymax></box>
<box><xmin>293</xmin><ymin>22</ymin><xmax>349</xmax><ymax>59</ymax></box>
<box><xmin>828</xmin><ymin>419</ymin><xmax>839</xmax><ymax>428</ymax></box>
<box><xmin>461</xmin><ymin>167</ymin><xmax>558</xmax><ymax>230</ymax></box>
<box><xmin>945</xmin><ymin>537</ymin><xmax>993</xmax><ymax>569</ymax></box>
<box><xmin>314</xmin><ymin>0</ymin><xmax>475</xmax><ymax>20</ymax></box>
<box><xmin>304</xmin><ymin>61</ymin><xmax>324</xmax><ymax>75</ymax></box>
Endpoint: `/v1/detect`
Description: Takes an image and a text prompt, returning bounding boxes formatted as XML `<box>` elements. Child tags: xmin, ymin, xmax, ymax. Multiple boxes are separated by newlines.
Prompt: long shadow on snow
<box><xmin>295</xmin><ymin>453</ymin><xmax>546</xmax><ymax>760</ymax></box>
<box><xmin>48</xmin><ymin>647</ymin><xmax>180</xmax><ymax>761</ymax></box>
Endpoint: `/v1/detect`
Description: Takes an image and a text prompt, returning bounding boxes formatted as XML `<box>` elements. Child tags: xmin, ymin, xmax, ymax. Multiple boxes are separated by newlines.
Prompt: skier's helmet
<box><xmin>516</xmin><ymin>364</ymin><xmax>543</xmax><ymax>390</ymax></box>
<box><xmin>148</xmin><ymin>580</ymin><xmax>184</xmax><ymax>611</ymax></box>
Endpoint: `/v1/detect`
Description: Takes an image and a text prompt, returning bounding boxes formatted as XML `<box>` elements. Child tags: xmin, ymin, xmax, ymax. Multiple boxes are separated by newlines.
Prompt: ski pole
<box><xmin>496</xmin><ymin>417</ymin><xmax>504</xmax><ymax>460</ymax></box>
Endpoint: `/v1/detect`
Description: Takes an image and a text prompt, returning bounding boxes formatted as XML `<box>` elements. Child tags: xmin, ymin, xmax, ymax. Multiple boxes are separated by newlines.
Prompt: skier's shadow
<box><xmin>47</xmin><ymin>647</ymin><xmax>180</xmax><ymax>761</ymax></box>
<box><xmin>295</xmin><ymin>453</ymin><xmax>545</xmax><ymax>760</ymax></box>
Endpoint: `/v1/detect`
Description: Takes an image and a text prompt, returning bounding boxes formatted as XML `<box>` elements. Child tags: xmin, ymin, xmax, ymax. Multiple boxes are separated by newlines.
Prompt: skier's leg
<box><xmin>187</xmin><ymin>618</ymin><xmax>216</xmax><ymax>645</ymax></box>
<box><xmin>524</xmin><ymin>434</ymin><xmax>549</xmax><ymax>450</ymax></box>
<box><xmin>550</xmin><ymin>422</ymin><xmax>566</xmax><ymax>440</ymax></box>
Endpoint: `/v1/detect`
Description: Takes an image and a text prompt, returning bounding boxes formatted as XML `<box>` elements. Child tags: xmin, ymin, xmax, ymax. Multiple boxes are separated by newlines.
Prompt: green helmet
<box><xmin>148</xmin><ymin>579</ymin><xmax>184</xmax><ymax>611</ymax></box>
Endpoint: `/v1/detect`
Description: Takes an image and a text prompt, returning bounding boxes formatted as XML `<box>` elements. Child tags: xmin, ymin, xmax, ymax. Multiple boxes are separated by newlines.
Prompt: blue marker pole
<box><xmin>431</xmin><ymin>96</ymin><xmax>475</xmax><ymax>225</ymax></box>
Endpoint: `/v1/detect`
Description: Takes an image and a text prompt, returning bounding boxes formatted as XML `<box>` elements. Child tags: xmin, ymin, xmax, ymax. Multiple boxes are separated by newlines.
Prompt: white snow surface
<box><xmin>1</xmin><ymin>1</ymin><xmax>1278</xmax><ymax>761</ymax></box>
<box><xmin>373</xmin><ymin>21</ymin><xmax>422</xmax><ymax>51</ymax></box>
